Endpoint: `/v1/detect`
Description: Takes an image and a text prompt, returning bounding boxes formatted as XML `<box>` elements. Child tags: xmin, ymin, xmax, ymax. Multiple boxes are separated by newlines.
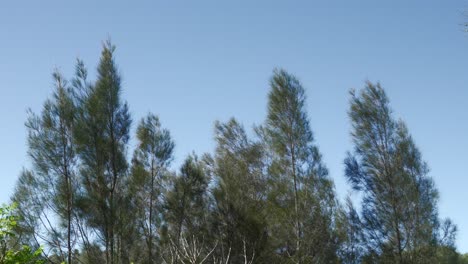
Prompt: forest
<box><xmin>0</xmin><ymin>41</ymin><xmax>465</xmax><ymax>264</ymax></box>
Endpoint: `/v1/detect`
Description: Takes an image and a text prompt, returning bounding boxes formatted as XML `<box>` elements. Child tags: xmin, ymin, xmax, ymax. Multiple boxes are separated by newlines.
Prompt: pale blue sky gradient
<box><xmin>1</xmin><ymin>0</ymin><xmax>468</xmax><ymax>252</ymax></box>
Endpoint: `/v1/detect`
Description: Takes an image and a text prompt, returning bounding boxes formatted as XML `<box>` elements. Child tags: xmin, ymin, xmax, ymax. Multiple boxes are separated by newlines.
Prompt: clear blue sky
<box><xmin>1</xmin><ymin>0</ymin><xmax>468</xmax><ymax>252</ymax></box>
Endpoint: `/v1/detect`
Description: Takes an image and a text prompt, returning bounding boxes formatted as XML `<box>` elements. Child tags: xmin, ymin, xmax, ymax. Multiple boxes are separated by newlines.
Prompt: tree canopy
<box><xmin>8</xmin><ymin>42</ymin><xmax>462</xmax><ymax>264</ymax></box>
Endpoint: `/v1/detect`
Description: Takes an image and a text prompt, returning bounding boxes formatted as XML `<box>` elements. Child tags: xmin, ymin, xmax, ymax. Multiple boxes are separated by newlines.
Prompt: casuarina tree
<box><xmin>74</xmin><ymin>40</ymin><xmax>131</xmax><ymax>264</ymax></box>
<box><xmin>261</xmin><ymin>69</ymin><xmax>340</xmax><ymax>263</ymax></box>
<box><xmin>345</xmin><ymin>82</ymin><xmax>456</xmax><ymax>263</ymax></box>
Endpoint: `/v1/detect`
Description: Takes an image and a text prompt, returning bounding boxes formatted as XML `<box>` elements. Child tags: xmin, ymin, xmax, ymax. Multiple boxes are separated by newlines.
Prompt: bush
<box><xmin>0</xmin><ymin>204</ymin><xmax>43</xmax><ymax>264</ymax></box>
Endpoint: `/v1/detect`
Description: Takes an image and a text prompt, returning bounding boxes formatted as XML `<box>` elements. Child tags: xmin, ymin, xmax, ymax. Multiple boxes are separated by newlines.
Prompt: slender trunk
<box><xmin>67</xmin><ymin>188</ymin><xmax>72</xmax><ymax>264</ymax></box>
<box><xmin>109</xmin><ymin>108</ymin><xmax>117</xmax><ymax>264</ymax></box>
<box><xmin>65</xmin><ymin>160</ymin><xmax>72</xmax><ymax>264</ymax></box>
<box><xmin>287</xmin><ymin>106</ymin><xmax>301</xmax><ymax>259</ymax></box>
<box><xmin>65</xmin><ymin>167</ymin><xmax>72</xmax><ymax>264</ymax></box>
<box><xmin>175</xmin><ymin>191</ymin><xmax>187</xmax><ymax>264</ymax></box>
<box><xmin>110</xmin><ymin>191</ymin><xmax>115</xmax><ymax>264</ymax></box>
<box><xmin>393</xmin><ymin>200</ymin><xmax>403</xmax><ymax>264</ymax></box>
<box><xmin>293</xmin><ymin>160</ymin><xmax>300</xmax><ymax>251</ymax></box>
<box><xmin>148</xmin><ymin>160</ymin><xmax>155</xmax><ymax>263</ymax></box>
<box><xmin>60</xmin><ymin>114</ymin><xmax>73</xmax><ymax>264</ymax></box>
<box><xmin>106</xmin><ymin>228</ymin><xmax>110</xmax><ymax>264</ymax></box>
<box><xmin>291</xmin><ymin>143</ymin><xmax>301</xmax><ymax>258</ymax></box>
<box><xmin>378</xmin><ymin>125</ymin><xmax>404</xmax><ymax>264</ymax></box>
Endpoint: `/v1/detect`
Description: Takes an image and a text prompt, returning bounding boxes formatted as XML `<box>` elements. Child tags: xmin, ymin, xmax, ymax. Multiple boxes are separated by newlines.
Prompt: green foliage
<box><xmin>164</xmin><ymin>155</ymin><xmax>210</xmax><ymax>241</ymax></box>
<box><xmin>73</xmin><ymin>40</ymin><xmax>132</xmax><ymax>264</ymax></box>
<box><xmin>459</xmin><ymin>253</ymin><xmax>468</xmax><ymax>264</ymax></box>
<box><xmin>209</xmin><ymin>118</ymin><xmax>268</xmax><ymax>262</ymax></box>
<box><xmin>345</xmin><ymin>82</ymin><xmax>456</xmax><ymax>263</ymax></box>
<box><xmin>130</xmin><ymin>113</ymin><xmax>175</xmax><ymax>263</ymax></box>
<box><xmin>0</xmin><ymin>204</ymin><xmax>16</xmax><ymax>244</ymax></box>
<box><xmin>0</xmin><ymin>204</ymin><xmax>44</xmax><ymax>264</ymax></box>
<box><xmin>160</xmin><ymin>154</ymin><xmax>214</xmax><ymax>263</ymax></box>
<box><xmin>262</xmin><ymin>69</ymin><xmax>340</xmax><ymax>262</ymax></box>
<box><xmin>12</xmin><ymin>69</ymin><xmax>77</xmax><ymax>263</ymax></box>
<box><xmin>3</xmin><ymin>246</ymin><xmax>43</xmax><ymax>264</ymax></box>
<box><xmin>9</xmin><ymin>41</ymin><xmax>462</xmax><ymax>264</ymax></box>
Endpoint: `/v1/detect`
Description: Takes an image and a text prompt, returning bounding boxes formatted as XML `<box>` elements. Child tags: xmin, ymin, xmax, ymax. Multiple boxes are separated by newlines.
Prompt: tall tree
<box><xmin>345</xmin><ymin>81</ymin><xmax>456</xmax><ymax>263</ymax></box>
<box><xmin>162</xmin><ymin>155</ymin><xmax>211</xmax><ymax>263</ymax></box>
<box><xmin>261</xmin><ymin>69</ymin><xmax>339</xmax><ymax>262</ymax></box>
<box><xmin>74</xmin><ymin>41</ymin><xmax>131</xmax><ymax>264</ymax></box>
<box><xmin>130</xmin><ymin>113</ymin><xmax>175</xmax><ymax>263</ymax></box>
<box><xmin>12</xmin><ymin>70</ymin><xmax>78</xmax><ymax>263</ymax></box>
<box><xmin>209</xmin><ymin>118</ymin><xmax>268</xmax><ymax>263</ymax></box>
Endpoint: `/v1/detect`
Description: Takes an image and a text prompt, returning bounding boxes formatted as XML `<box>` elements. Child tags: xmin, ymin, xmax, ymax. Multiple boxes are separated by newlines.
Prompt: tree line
<box><xmin>3</xmin><ymin>41</ymin><xmax>463</xmax><ymax>263</ymax></box>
